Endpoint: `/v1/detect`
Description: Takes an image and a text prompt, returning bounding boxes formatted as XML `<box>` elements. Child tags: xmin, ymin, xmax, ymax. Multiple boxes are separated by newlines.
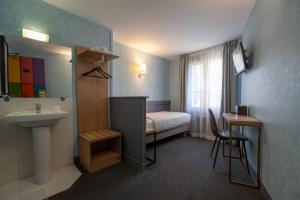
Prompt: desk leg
<box><xmin>241</xmin><ymin>126</ymin><xmax>244</xmax><ymax>158</ymax></box>
<box><xmin>154</xmin><ymin>131</ymin><xmax>157</xmax><ymax>163</ymax></box>
<box><xmin>257</xmin><ymin>127</ymin><xmax>261</xmax><ymax>188</ymax></box>
<box><xmin>229</xmin><ymin>125</ymin><xmax>232</xmax><ymax>183</ymax></box>
<box><xmin>146</xmin><ymin>133</ymin><xmax>157</xmax><ymax>167</ymax></box>
<box><xmin>229</xmin><ymin>126</ymin><xmax>261</xmax><ymax>189</ymax></box>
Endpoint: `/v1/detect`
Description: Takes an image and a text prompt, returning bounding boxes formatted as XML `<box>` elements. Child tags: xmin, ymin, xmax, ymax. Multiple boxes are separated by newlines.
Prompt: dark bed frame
<box><xmin>146</xmin><ymin>100</ymin><xmax>170</xmax><ymax>112</ymax></box>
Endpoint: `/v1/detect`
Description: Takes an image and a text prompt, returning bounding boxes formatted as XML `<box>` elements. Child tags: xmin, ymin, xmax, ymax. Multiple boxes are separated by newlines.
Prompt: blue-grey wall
<box><xmin>0</xmin><ymin>0</ymin><xmax>112</xmax><ymax>49</ymax></box>
<box><xmin>241</xmin><ymin>0</ymin><xmax>300</xmax><ymax>199</ymax></box>
<box><xmin>0</xmin><ymin>0</ymin><xmax>113</xmax><ymax>156</ymax></box>
<box><xmin>112</xmin><ymin>42</ymin><xmax>170</xmax><ymax>101</ymax></box>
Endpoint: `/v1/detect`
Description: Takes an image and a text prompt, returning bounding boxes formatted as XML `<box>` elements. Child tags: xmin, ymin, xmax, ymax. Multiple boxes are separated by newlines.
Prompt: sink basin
<box><xmin>4</xmin><ymin>109</ymin><xmax>68</xmax><ymax>184</ymax></box>
<box><xmin>4</xmin><ymin>110</ymin><xmax>68</xmax><ymax>127</ymax></box>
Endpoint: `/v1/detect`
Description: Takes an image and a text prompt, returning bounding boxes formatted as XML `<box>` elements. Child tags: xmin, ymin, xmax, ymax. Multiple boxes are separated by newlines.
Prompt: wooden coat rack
<box><xmin>76</xmin><ymin>46</ymin><xmax>121</xmax><ymax>173</ymax></box>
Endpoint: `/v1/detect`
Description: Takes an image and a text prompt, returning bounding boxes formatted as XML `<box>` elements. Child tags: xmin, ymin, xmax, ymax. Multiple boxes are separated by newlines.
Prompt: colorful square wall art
<box><xmin>34</xmin><ymin>84</ymin><xmax>46</xmax><ymax>97</ymax></box>
<box><xmin>8</xmin><ymin>83</ymin><xmax>21</xmax><ymax>97</ymax></box>
<box><xmin>21</xmin><ymin>83</ymin><xmax>34</xmax><ymax>97</ymax></box>
<box><xmin>8</xmin><ymin>55</ymin><xmax>21</xmax><ymax>83</ymax></box>
<box><xmin>20</xmin><ymin>56</ymin><xmax>34</xmax><ymax>84</ymax></box>
<box><xmin>33</xmin><ymin>58</ymin><xmax>45</xmax><ymax>84</ymax></box>
<box><xmin>8</xmin><ymin>55</ymin><xmax>46</xmax><ymax>97</ymax></box>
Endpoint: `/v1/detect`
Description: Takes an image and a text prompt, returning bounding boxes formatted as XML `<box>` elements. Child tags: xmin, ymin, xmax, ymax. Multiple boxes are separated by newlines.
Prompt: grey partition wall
<box><xmin>110</xmin><ymin>96</ymin><xmax>148</xmax><ymax>168</ymax></box>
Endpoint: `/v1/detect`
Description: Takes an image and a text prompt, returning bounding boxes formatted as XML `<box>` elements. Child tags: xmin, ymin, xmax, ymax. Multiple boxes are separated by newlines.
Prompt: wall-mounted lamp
<box><xmin>138</xmin><ymin>63</ymin><xmax>147</xmax><ymax>78</ymax></box>
<box><xmin>21</xmin><ymin>28</ymin><xmax>50</xmax><ymax>43</ymax></box>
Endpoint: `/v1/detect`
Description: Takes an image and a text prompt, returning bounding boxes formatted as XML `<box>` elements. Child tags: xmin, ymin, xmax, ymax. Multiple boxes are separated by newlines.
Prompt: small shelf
<box><xmin>92</xmin><ymin>149</ymin><xmax>120</xmax><ymax>160</ymax></box>
<box><xmin>91</xmin><ymin>149</ymin><xmax>121</xmax><ymax>171</ymax></box>
<box><xmin>77</xmin><ymin>46</ymin><xmax>119</xmax><ymax>64</ymax></box>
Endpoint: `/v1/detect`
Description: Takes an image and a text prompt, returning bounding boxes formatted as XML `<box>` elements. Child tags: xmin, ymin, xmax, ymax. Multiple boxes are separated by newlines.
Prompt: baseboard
<box><xmin>74</xmin><ymin>155</ymin><xmax>145</xmax><ymax>172</ymax></box>
<box><xmin>73</xmin><ymin>156</ymin><xmax>87</xmax><ymax>173</ymax></box>
<box><xmin>205</xmin><ymin>135</ymin><xmax>215</xmax><ymax>141</ymax></box>
<box><xmin>204</xmin><ymin>140</ymin><xmax>272</xmax><ymax>200</ymax></box>
<box><xmin>189</xmin><ymin>132</ymin><xmax>216</xmax><ymax>141</ymax></box>
<box><xmin>261</xmin><ymin>182</ymin><xmax>272</xmax><ymax>200</ymax></box>
<box><xmin>237</xmin><ymin>156</ymin><xmax>273</xmax><ymax>200</ymax></box>
<box><xmin>249</xmin><ymin>165</ymin><xmax>272</xmax><ymax>200</ymax></box>
<box><xmin>122</xmin><ymin>155</ymin><xmax>145</xmax><ymax>170</ymax></box>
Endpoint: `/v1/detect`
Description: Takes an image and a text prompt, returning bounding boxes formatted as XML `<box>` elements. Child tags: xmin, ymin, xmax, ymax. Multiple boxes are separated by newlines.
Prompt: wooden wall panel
<box><xmin>76</xmin><ymin>47</ymin><xmax>108</xmax><ymax>135</ymax></box>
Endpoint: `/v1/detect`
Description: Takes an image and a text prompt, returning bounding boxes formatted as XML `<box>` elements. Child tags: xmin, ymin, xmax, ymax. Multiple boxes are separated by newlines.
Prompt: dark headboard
<box><xmin>146</xmin><ymin>101</ymin><xmax>170</xmax><ymax>113</ymax></box>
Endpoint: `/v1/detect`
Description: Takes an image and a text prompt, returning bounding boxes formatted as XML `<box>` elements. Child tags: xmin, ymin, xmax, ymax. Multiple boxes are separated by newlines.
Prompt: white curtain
<box><xmin>186</xmin><ymin>45</ymin><xmax>224</xmax><ymax>138</ymax></box>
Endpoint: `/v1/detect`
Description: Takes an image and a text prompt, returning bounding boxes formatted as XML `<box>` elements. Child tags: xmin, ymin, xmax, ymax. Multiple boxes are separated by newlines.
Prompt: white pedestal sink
<box><xmin>4</xmin><ymin>110</ymin><xmax>68</xmax><ymax>184</ymax></box>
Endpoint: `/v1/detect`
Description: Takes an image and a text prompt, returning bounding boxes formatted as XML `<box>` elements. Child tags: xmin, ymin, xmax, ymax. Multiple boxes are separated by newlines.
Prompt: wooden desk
<box><xmin>223</xmin><ymin>113</ymin><xmax>262</xmax><ymax>188</ymax></box>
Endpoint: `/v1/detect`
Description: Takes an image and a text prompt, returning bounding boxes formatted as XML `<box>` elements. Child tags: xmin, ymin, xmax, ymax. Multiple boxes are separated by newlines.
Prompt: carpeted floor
<box><xmin>49</xmin><ymin>135</ymin><xmax>267</xmax><ymax>200</ymax></box>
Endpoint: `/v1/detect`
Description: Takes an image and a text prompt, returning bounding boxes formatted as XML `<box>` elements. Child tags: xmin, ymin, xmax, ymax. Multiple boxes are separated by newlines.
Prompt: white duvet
<box><xmin>146</xmin><ymin>111</ymin><xmax>191</xmax><ymax>132</ymax></box>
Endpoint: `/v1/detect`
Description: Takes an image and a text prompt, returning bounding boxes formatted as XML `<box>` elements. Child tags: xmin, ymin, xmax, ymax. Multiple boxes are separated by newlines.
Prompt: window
<box><xmin>190</xmin><ymin>59</ymin><xmax>222</xmax><ymax>109</ymax></box>
<box><xmin>191</xmin><ymin>64</ymin><xmax>203</xmax><ymax>107</ymax></box>
<box><xmin>186</xmin><ymin>45</ymin><xmax>223</xmax><ymax>117</ymax></box>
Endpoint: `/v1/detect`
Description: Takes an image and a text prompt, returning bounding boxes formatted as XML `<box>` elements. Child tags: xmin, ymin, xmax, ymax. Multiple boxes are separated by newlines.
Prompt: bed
<box><xmin>145</xmin><ymin>102</ymin><xmax>191</xmax><ymax>143</ymax></box>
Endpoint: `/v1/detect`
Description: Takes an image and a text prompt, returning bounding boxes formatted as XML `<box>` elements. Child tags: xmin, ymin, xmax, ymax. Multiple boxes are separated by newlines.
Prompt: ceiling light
<box><xmin>21</xmin><ymin>28</ymin><xmax>50</xmax><ymax>42</ymax></box>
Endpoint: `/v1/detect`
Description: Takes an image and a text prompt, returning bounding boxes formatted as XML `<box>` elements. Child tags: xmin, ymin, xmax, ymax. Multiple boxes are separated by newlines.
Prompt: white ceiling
<box><xmin>44</xmin><ymin>0</ymin><xmax>255</xmax><ymax>59</ymax></box>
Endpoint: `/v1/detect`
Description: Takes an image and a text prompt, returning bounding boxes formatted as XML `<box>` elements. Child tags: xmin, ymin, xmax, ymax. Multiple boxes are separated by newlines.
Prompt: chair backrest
<box><xmin>208</xmin><ymin>109</ymin><xmax>220</xmax><ymax>137</ymax></box>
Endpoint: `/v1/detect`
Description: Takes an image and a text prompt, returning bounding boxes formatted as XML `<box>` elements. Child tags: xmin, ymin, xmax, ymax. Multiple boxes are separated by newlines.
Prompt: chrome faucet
<box><xmin>0</xmin><ymin>94</ymin><xmax>10</xmax><ymax>102</ymax></box>
<box><xmin>35</xmin><ymin>103</ymin><xmax>41</xmax><ymax>113</ymax></box>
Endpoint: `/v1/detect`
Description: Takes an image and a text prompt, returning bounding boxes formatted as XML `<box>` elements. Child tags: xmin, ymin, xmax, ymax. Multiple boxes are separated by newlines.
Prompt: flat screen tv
<box><xmin>232</xmin><ymin>42</ymin><xmax>249</xmax><ymax>75</ymax></box>
<box><xmin>0</xmin><ymin>35</ymin><xmax>8</xmax><ymax>95</ymax></box>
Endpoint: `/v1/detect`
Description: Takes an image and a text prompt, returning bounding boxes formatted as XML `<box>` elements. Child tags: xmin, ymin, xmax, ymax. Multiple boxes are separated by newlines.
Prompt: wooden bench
<box><xmin>79</xmin><ymin>129</ymin><xmax>121</xmax><ymax>173</ymax></box>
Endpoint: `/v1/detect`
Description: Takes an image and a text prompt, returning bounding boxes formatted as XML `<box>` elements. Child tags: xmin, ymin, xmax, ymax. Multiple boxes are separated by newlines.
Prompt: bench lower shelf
<box><xmin>90</xmin><ymin>149</ymin><xmax>121</xmax><ymax>172</ymax></box>
<box><xmin>79</xmin><ymin>129</ymin><xmax>122</xmax><ymax>173</ymax></box>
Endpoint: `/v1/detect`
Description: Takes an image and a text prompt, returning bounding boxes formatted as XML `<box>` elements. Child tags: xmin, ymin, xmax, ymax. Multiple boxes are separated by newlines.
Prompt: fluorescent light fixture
<box><xmin>21</xmin><ymin>28</ymin><xmax>50</xmax><ymax>42</ymax></box>
<box><xmin>138</xmin><ymin>63</ymin><xmax>147</xmax><ymax>78</ymax></box>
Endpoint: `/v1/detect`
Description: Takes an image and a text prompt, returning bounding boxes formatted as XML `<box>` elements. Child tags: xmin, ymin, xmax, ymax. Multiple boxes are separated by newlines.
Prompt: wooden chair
<box><xmin>208</xmin><ymin>109</ymin><xmax>250</xmax><ymax>173</ymax></box>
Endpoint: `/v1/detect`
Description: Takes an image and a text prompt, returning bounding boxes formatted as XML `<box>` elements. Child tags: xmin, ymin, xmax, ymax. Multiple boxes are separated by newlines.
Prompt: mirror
<box><xmin>0</xmin><ymin>35</ymin><xmax>8</xmax><ymax>96</ymax></box>
<box><xmin>1</xmin><ymin>33</ymin><xmax>72</xmax><ymax>98</ymax></box>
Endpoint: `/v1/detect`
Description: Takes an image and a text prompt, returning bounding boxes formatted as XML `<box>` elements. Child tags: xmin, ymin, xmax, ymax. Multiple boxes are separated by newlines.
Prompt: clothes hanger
<box><xmin>90</xmin><ymin>61</ymin><xmax>112</xmax><ymax>78</ymax></box>
<box><xmin>81</xmin><ymin>65</ymin><xmax>112</xmax><ymax>79</ymax></box>
<box><xmin>81</xmin><ymin>55</ymin><xmax>113</xmax><ymax>79</ymax></box>
<box><xmin>81</xmin><ymin>67</ymin><xmax>110</xmax><ymax>79</ymax></box>
<box><xmin>95</xmin><ymin>66</ymin><xmax>112</xmax><ymax>78</ymax></box>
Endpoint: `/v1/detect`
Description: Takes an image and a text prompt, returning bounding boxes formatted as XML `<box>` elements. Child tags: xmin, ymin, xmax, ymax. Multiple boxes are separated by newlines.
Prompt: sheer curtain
<box><xmin>186</xmin><ymin>45</ymin><xmax>224</xmax><ymax>138</ymax></box>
